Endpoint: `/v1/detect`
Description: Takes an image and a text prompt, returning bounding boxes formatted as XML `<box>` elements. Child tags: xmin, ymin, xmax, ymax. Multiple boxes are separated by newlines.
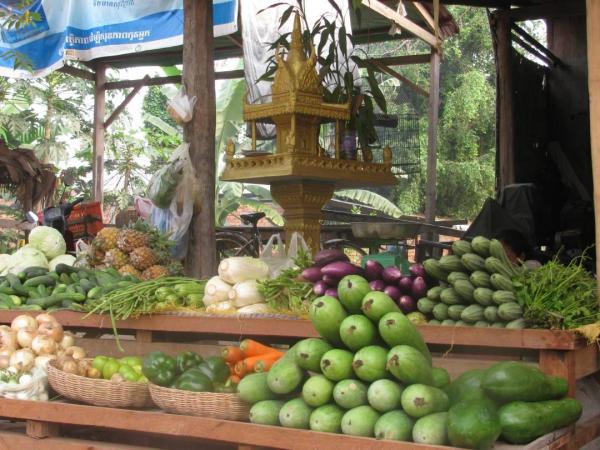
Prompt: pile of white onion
<box><xmin>3</xmin><ymin>313</ymin><xmax>86</xmax><ymax>374</ymax></box>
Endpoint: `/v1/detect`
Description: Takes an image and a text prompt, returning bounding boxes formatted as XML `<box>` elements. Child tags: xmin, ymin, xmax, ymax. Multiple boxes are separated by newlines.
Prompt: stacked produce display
<box><xmin>419</xmin><ymin>236</ymin><xmax>525</xmax><ymax>328</ymax></box>
<box><xmin>237</xmin><ymin>274</ymin><xmax>583</xmax><ymax>447</ymax></box>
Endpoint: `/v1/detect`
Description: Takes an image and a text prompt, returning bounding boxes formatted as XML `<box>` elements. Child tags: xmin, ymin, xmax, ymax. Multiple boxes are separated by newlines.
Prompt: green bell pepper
<box><xmin>142</xmin><ymin>352</ymin><xmax>177</xmax><ymax>386</ymax></box>
<box><xmin>214</xmin><ymin>378</ymin><xmax>237</xmax><ymax>393</ymax></box>
<box><xmin>175</xmin><ymin>351</ymin><xmax>204</xmax><ymax>373</ymax></box>
<box><xmin>172</xmin><ymin>368</ymin><xmax>213</xmax><ymax>392</ymax></box>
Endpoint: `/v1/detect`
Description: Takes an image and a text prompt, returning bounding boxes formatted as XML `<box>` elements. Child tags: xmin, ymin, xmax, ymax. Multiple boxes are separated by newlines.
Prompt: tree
<box><xmin>141</xmin><ymin>85</ymin><xmax>182</xmax><ymax>156</ymax></box>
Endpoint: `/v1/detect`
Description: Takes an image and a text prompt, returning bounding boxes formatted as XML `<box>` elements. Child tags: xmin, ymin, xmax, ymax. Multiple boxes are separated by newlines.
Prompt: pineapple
<box><xmin>88</xmin><ymin>246</ymin><xmax>105</xmax><ymax>267</ymax></box>
<box><xmin>119</xmin><ymin>264</ymin><xmax>142</xmax><ymax>278</ymax></box>
<box><xmin>94</xmin><ymin>227</ymin><xmax>119</xmax><ymax>251</ymax></box>
<box><xmin>141</xmin><ymin>265</ymin><xmax>170</xmax><ymax>280</ymax></box>
<box><xmin>116</xmin><ymin>228</ymin><xmax>148</xmax><ymax>253</ymax></box>
<box><xmin>104</xmin><ymin>249</ymin><xmax>129</xmax><ymax>269</ymax></box>
<box><xmin>130</xmin><ymin>246</ymin><xmax>158</xmax><ymax>271</ymax></box>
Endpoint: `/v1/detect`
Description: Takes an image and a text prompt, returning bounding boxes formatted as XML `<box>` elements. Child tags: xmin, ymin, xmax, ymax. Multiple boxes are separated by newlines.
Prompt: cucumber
<box><xmin>417</xmin><ymin>297</ymin><xmax>436</xmax><ymax>314</ymax></box>
<box><xmin>498</xmin><ymin>302</ymin><xmax>523</xmax><ymax>321</ymax></box>
<box><xmin>426</xmin><ymin>286</ymin><xmax>443</xmax><ymax>301</ymax></box>
<box><xmin>441</xmin><ymin>319</ymin><xmax>456</xmax><ymax>326</ymax></box>
<box><xmin>249</xmin><ymin>400</ymin><xmax>285</xmax><ymax>426</ymax></box>
<box><xmin>439</xmin><ymin>255</ymin><xmax>464</xmax><ymax>273</ymax></box>
<box><xmin>470</xmin><ymin>270</ymin><xmax>491</xmax><ymax>288</ymax></box>
<box><xmin>423</xmin><ymin>259</ymin><xmax>448</xmax><ymax>282</ymax></box>
<box><xmin>506</xmin><ymin>318</ymin><xmax>526</xmax><ymax>329</ymax></box>
<box><xmin>485</xmin><ymin>257</ymin><xmax>515</xmax><ymax>279</ymax></box>
<box><xmin>461</xmin><ymin>253</ymin><xmax>486</xmax><ymax>272</ymax></box>
<box><xmin>23</xmin><ymin>275</ymin><xmax>55</xmax><ymax>288</ymax></box>
<box><xmin>471</xmin><ymin>236</ymin><xmax>491</xmax><ymax>257</ymax></box>
<box><xmin>401</xmin><ymin>384</ymin><xmax>449</xmax><ymax>418</ymax></box>
<box><xmin>6</xmin><ymin>274</ymin><xmax>27</xmax><ymax>296</ymax></box>
<box><xmin>237</xmin><ymin>372</ymin><xmax>277</xmax><ymax>404</ymax></box>
<box><xmin>492</xmin><ymin>290</ymin><xmax>517</xmax><ymax>305</ymax></box>
<box><xmin>447</xmin><ymin>305</ymin><xmax>466</xmax><ymax>320</ymax></box>
<box><xmin>87</xmin><ymin>286</ymin><xmax>104</xmax><ymax>300</ymax></box>
<box><xmin>387</xmin><ymin>345</ymin><xmax>433</xmax><ymax>386</ymax></box>
<box><xmin>482</xmin><ymin>361</ymin><xmax>568</xmax><ymax>403</ymax></box>
<box><xmin>473</xmin><ymin>287</ymin><xmax>494</xmax><ymax>306</ymax></box>
<box><xmin>412</xmin><ymin>412</ymin><xmax>448</xmax><ymax>445</ymax></box>
<box><xmin>428</xmin><ymin>319</ymin><xmax>441</xmax><ymax>325</ymax></box>
<box><xmin>451</xmin><ymin>240</ymin><xmax>472</xmax><ymax>257</ymax></box>
<box><xmin>474</xmin><ymin>321</ymin><xmax>489</xmax><ymax>328</ymax></box>
<box><xmin>499</xmin><ymin>398</ymin><xmax>583</xmax><ymax>444</ymax></box>
<box><xmin>432</xmin><ymin>303</ymin><xmax>449</xmax><ymax>320</ymax></box>
<box><xmin>490</xmin><ymin>273</ymin><xmax>514</xmax><ymax>292</ymax></box>
<box><xmin>55</xmin><ymin>263</ymin><xmax>78</xmax><ymax>275</ymax></box>
<box><xmin>483</xmin><ymin>306</ymin><xmax>498</xmax><ymax>322</ymax></box>
<box><xmin>453</xmin><ymin>279</ymin><xmax>475</xmax><ymax>302</ymax></box>
<box><xmin>439</xmin><ymin>288</ymin><xmax>461</xmax><ymax>305</ymax></box>
<box><xmin>26</xmin><ymin>293</ymin><xmax>86</xmax><ymax>309</ymax></box>
<box><xmin>448</xmin><ymin>397</ymin><xmax>501</xmax><ymax>449</ymax></box>
<box><xmin>0</xmin><ymin>287</ymin><xmax>15</xmax><ymax>295</ymax></box>
<box><xmin>460</xmin><ymin>304</ymin><xmax>484</xmax><ymax>323</ymax></box>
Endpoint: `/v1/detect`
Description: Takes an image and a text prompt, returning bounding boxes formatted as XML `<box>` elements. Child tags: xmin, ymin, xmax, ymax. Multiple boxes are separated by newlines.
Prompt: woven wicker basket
<box><xmin>149</xmin><ymin>382</ymin><xmax>249</xmax><ymax>421</ymax></box>
<box><xmin>47</xmin><ymin>359</ymin><xmax>153</xmax><ymax>409</ymax></box>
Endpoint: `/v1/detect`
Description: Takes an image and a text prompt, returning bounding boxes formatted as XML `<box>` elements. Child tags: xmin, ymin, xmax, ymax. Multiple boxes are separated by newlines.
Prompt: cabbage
<box><xmin>5</xmin><ymin>246</ymin><xmax>48</xmax><ymax>274</ymax></box>
<box><xmin>48</xmin><ymin>254</ymin><xmax>76</xmax><ymax>271</ymax></box>
<box><xmin>28</xmin><ymin>226</ymin><xmax>66</xmax><ymax>259</ymax></box>
<box><xmin>0</xmin><ymin>254</ymin><xmax>10</xmax><ymax>274</ymax></box>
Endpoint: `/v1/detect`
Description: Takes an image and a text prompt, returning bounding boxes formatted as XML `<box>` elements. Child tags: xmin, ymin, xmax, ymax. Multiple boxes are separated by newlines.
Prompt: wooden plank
<box><xmin>361</xmin><ymin>54</ymin><xmax>431</xmax><ymax>67</ymax></box>
<box><xmin>587</xmin><ymin>0</ymin><xmax>600</xmax><ymax>295</ymax></box>
<box><xmin>362</xmin><ymin>0</ymin><xmax>438</xmax><ymax>47</ymax></box>
<box><xmin>103</xmin><ymin>70</ymin><xmax>244</xmax><ymax>90</ymax></box>
<box><xmin>495</xmin><ymin>12</ymin><xmax>515</xmax><ymax>189</ymax></box>
<box><xmin>574</xmin><ymin>344</ymin><xmax>600</xmax><ymax>379</ymax></box>
<box><xmin>76</xmin><ymin>337</ymin><xmax>223</xmax><ymax>358</ymax></box>
<box><xmin>0</xmin><ymin>311</ymin><xmax>586</xmax><ymax>350</ymax></box>
<box><xmin>91</xmin><ymin>63</ymin><xmax>106</xmax><ymax>204</ymax></box>
<box><xmin>25</xmin><ymin>420</ymin><xmax>59</xmax><ymax>439</ymax></box>
<box><xmin>512</xmin><ymin>24</ymin><xmax>563</xmax><ymax>67</ymax></box>
<box><xmin>0</xmin><ymin>429</ymin><xmax>151</xmax><ymax>450</ymax></box>
<box><xmin>57</xmin><ymin>65</ymin><xmax>95</xmax><ymax>81</ymax></box>
<box><xmin>574</xmin><ymin>413</ymin><xmax>600</xmax><ymax>449</ymax></box>
<box><xmin>0</xmin><ymin>399</ymin><xmax>461</xmax><ymax>450</ymax></box>
<box><xmin>104</xmin><ymin>75</ymin><xmax>149</xmax><ymax>129</ymax></box>
<box><xmin>183</xmin><ymin>0</ymin><xmax>218</xmax><ymax>278</ymax></box>
<box><xmin>508</xmin><ymin>1</ymin><xmax>586</xmax><ymax>21</ymax></box>
<box><xmin>372</xmin><ymin>61</ymin><xmax>429</xmax><ymax>97</ymax></box>
<box><xmin>412</xmin><ymin>3</ymin><xmax>436</xmax><ymax>33</ymax></box>
<box><xmin>539</xmin><ymin>350</ymin><xmax>577</xmax><ymax>397</ymax></box>
<box><xmin>424</xmin><ymin>50</ymin><xmax>440</xmax><ymax>229</ymax></box>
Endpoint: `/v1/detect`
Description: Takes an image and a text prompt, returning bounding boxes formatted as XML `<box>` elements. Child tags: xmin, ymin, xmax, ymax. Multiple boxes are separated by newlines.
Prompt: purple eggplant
<box><xmin>409</xmin><ymin>263</ymin><xmax>426</xmax><ymax>279</ymax></box>
<box><xmin>314</xmin><ymin>249</ymin><xmax>350</xmax><ymax>267</ymax></box>
<box><xmin>411</xmin><ymin>276</ymin><xmax>427</xmax><ymax>299</ymax></box>
<box><xmin>325</xmin><ymin>288</ymin><xmax>338</xmax><ymax>298</ymax></box>
<box><xmin>384</xmin><ymin>285</ymin><xmax>401</xmax><ymax>301</ymax></box>
<box><xmin>301</xmin><ymin>266</ymin><xmax>323</xmax><ymax>283</ymax></box>
<box><xmin>322</xmin><ymin>274</ymin><xmax>340</xmax><ymax>287</ymax></box>
<box><xmin>321</xmin><ymin>261</ymin><xmax>357</xmax><ymax>279</ymax></box>
<box><xmin>313</xmin><ymin>280</ymin><xmax>328</xmax><ymax>296</ymax></box>
<box><xmin>398</xmin><ymin>295</ymin><xmax>416</xmax><ymax>314</ymax></box>
<box><xmin>398</xmin><ymin>276</ymin><xmax>413</xmax><ymax>294</ymax></box>
<box><xmin>364</xmin><ymin>259</ymin><xmax>384</xmax><ymax>281</ymax></box>
<box><xmin>369</xmin><ymin>279</ymin><xmax>386</xmax><ymax>291</ymax></box>
<box><xmin>382</xmin><ymin>266</ymin><xmax>403</xmax><ymax>284</ymax></box>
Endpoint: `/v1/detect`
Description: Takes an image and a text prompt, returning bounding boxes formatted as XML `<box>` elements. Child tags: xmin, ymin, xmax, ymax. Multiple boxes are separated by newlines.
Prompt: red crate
<box><xmin>67</xmin><ymin>201</ymin><xmax>104</xmax><ymax>238</ymax></box>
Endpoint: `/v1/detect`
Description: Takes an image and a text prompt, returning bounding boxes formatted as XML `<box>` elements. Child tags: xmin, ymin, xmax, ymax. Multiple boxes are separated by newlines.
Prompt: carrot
<box><xmin>234</xmin><ymin>360</ymin><xmax>248</xmax><ymax>377</ymax></box>
<box><xmin>254</xmin><ymin>357</ymin><xmax>279</xmax><ymax>372</ymax></box>
<box><xmin>240</xmin><ymin>339</ymin><xmax>283</xmax><ymax>358</ymax></box>
<box><xmin>229</xmin><ymin>374</ymin><xmax>241</xmax><ymax>384</ymax></box>
<box><xmin>222</xmin><ymin>346</ymin><xmax>244</xmax><ymax>364</ymax></box>
<box><xmin>241</xmin><ymin>353</ymin><xmax>282</xmax><ymax>373</ymax></box>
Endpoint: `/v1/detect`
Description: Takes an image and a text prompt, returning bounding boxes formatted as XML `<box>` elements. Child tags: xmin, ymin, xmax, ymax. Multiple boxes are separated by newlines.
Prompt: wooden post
<box><xmin>92</xmin><ymin>63</ymin><xmax>106</xmax><ymax>204</ymax></box>
<box><xmin>424</xmin><ymin>50</ymin><xmax>441</xmax><ymax>229</ymax></box>
<box><xmin>183</xmin><ymin>0</ymin><xmax>217</xmax><ymax>277</ymax></box>
<box><xmin>587</xmin><ymin>0</ymin><xmax>600</xmax><ymax>290</ymax></box>
<box><xmin>496</xmin><ymin>12</ymin><xmax>515</xmax><ymax>189</ymax></box>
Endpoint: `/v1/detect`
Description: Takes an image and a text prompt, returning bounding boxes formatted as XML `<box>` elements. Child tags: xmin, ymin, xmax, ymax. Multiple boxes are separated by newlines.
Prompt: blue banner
<box><xmin>0</xmin><ymin>0</ymin><xmax>238</xmax><ymax>77</ymax></box>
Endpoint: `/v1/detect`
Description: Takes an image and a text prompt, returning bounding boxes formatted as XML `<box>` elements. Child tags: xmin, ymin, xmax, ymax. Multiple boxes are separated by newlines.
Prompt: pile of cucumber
<box><xmin>420</xmin><ymin>236</ymin><xmax>525</xmax><ymax>328</ymax></box>
<box><xmin>0</xmin><ymin>264</ymin><xmax>139</xmax><ymax>311</ymax></box>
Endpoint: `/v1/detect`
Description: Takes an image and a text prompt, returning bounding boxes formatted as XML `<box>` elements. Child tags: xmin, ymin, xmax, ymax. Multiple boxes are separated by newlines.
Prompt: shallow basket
<box><xmin>149</xmin><ymin>382</ymin><xmax>249</xmax><ymax>421</ymax></box>
<box><xmin>47</xmin><ymin>359</ymin><xmax>153</xmax><ymax>409</ymax></box>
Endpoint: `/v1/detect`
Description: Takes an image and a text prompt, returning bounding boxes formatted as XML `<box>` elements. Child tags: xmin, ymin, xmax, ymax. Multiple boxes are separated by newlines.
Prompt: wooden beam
<box><xmin>511</xmin><ymin>33</ymin><xmax>554</xmax><ymax>67</ymax></box>
<box><xmin>586</xmin><ymin>0</ymin><xmax>600</xmax><ymax>294</ymax></box>
<box><xmin>505</xmin><ymin>0</ymin><xmax>586</xmax><ymax>21</ymax></box>
<box><xmin>362</xmin><ymin>0</ymin><xmax>438</xmax><ymax>48</ymax></box>
<box><xmin>183</xmin><ymin>0</ymin><xmax>217</xmax><ymax>278</ymax></box>
<box><xmin>512</xmin><ymin>24</ymin><xmax>563</xmax><ymax>67</ymax></box>
<box><xmin>363</xmin><ymin>54</ymin><xmax>431</xmax><ymax>67</ymax></box>
<box><xmin>496</xmin><ymin>12</ymin><xmax>515</xmax><ymax>189</ymax></box>
<box><xmin>104</xmin><ymin>75</ymin><xmax>149</xmax><ymax>129</ymax></box>
<box><xmin>57</xmin><ymin>64</ymin><xmax>94</xmax><ymax>81</ymax></box>
<box><xmin>425</xmin><ymin>50</ymin><xmax>441</xmax><ymax>228</ymax></box>
<box><xmin>412</xmin><ymin>2</ymin><xmax>436</xmax><ymax>33</ymax></box>
<box><xmin>371</xmin><ymin>60</ymin><xmax>429</xmax><ymax>97</ymax></box>
<box><xmin>104</xmin><ymin>70</ymin><xmax>244</xmax><ymax>90</ymax></box>
<box><xmin>91</xmin><ymin>63</ymin><xmax>106</xmax><ymax>204</ymax></box>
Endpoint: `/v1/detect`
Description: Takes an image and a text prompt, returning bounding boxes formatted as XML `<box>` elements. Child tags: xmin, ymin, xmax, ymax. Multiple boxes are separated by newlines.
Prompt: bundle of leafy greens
<box><xmin>514</xmin><ymin>254</ymin><xmax>599</xmax><ymax>330</ymax></box>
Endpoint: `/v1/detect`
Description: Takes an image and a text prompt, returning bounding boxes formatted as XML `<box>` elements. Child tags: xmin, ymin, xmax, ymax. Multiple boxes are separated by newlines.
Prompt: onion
<box><xmin>0</xmin><ymin>354</ymin><xmax>10</xmax><ymax>369</ymax></box>
<box><xmin>37</xmin><ymin>321</ymin><xmax>64</xmax><ymax>343</ymax></box>
<box><xmin>64</xmin><ymin>346</ymin><xmax>86</xmax><ymax>360</ymax></box>
<box><xmin>0</xmin><ymin>326</ymin><xmax>16</xmax><ymax>352</ymax></box>
<box><xmin>35</xmin><ymin>313</ymin><xmax>58</xmax><ymax>325</ymax></box>
<box><xmin>364</xmin><ymin>259</ymin><xmax>384</xmax><ymax>281</ymax></box>
<box><xmin>11</xmin><ymin>315</ymin><xmax>37</xmax><ymax>331</ymax></box>
<box><xmin>34</xmin><ymin>355</ymin><xmax>56</xmax><ymax>370</ymax></box>
<box><xmin>0</xmin><ymin>349</ymin><xmax>13</xmax><ymax>358</ymax></box>
<box><xmin>398</xmin><ymin>276</ymin><xmax>414</xmax><ymax>294</ymax></box>
<box><xmin>60</xmin><ymin>331</ymin><xmax>75</xmax><ymax>350</ymax></box>
<box><xmin>9</xmin><ymin>349</ymin><xmax>35</xmax><ymax>372</ymax></box>
<box><xmin>16</xmin><ymin>328</ymin><xmax>36</xmax><ymax>349</ymax></box>
<box><xmin>111</xmin><ymin>373</ymin><xmax>125</xmax><ymax>382</ymax></box>
<box><xmin>77</xmin><ymin>359</ymin><xmax>91</xmax><ymax>376</ymax></box>
<box><xmin>87</xmin><ymin>367</ymin><xmax>101</xmax><ymax>378</ymax></box>
<box><xmin>62</xmin><ymin>360</ymin><xmax>78</xmax><ymax>374</ymax></box>
<box><xmin>31</xmin><ymin>335</ymin><xmax>57</xmax><ymax>355</ymax></box>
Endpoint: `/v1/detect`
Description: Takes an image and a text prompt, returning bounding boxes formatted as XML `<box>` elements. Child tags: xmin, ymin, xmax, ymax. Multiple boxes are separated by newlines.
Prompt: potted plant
<box><xmin>258</xmin><ymin>1</ymin><xmax>386</xmax><ymax>159</ymax></box>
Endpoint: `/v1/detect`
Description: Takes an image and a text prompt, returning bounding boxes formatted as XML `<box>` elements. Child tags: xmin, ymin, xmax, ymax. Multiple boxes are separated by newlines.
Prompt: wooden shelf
<box><xmin>0</xmin><ymin>398</ymin><xmax>458</xmax><ymax>450</ymax></box>
<box><xmin>0</xmin><ymin>310</ymin><xmax>586</xmax><ymax>350</ymax></box>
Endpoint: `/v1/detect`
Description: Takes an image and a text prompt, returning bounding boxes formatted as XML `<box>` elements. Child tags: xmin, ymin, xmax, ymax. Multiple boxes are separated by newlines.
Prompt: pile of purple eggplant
<box><xmin>301</xmin><ymin>249</ymin><xmax>427</xmax><ymax>314</ymax></box>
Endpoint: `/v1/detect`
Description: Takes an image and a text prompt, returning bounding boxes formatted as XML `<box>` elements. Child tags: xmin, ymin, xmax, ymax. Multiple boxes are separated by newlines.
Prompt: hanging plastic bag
<box><xmin>259</xmin><ymin>233</ymin><xmax>291</xmax><ymax>277</ymax></box>
<box><xmin>147</xmin><ymin>144</ymin><xmax>189</xmax><ymax>208</ymax></box>
<box><xmin>286</xmin><ymin>232</ymin><xmax>311</xmax><ymax>261</ymax></box>
<box><xmin>134</xmin><ymin>196</ymin><xmax>153</xmax><ymax>220</ymax></box>
<box><xmin>150</xmin><ymin>143</ymin><xmax>195</xmax><ymax>260</ymax></box>
<box><xmin>167</xmin><ymin>86</ymin><xmax>197</xmax><ymax>124</ymax></box>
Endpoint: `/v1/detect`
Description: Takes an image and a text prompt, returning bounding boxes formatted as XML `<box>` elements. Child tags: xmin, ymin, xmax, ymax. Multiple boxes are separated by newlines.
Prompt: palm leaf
<box><xmin>142</xmin><ymin>113</ymin><xmax>180</xmax><ymax>136</ymax></box>
<box><xmin>334</xmin><ymin>189</ymin><xmax>402</xmax><ymax>218</ymax></box>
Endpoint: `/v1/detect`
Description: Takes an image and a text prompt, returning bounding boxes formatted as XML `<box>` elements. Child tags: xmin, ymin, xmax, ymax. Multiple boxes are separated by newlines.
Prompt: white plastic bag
<box><xmin>259</xmin><ymin>234</ymin><xmax>290</xmax><ymax>277</ymax></box>
<box><xmin>0</xmin><ymin>367</ymin><xmax>48</xmax><ymax>401</ymax></box>
<box><xmin>286</xmin><ymin>232</ymin><xmax>311</xmax><ymax>261</ymax></box>
<box><xmin>167</xmin><ymin>86</ymin><xmax>197</xmax><ymax>124</ymax></box>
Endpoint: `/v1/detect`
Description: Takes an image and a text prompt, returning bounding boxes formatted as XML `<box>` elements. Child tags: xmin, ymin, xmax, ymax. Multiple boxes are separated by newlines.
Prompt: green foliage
<box><xmin>141</xmin><ymin>85</ymin><xmax>182</xmax><ymax>155</ymax></box>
